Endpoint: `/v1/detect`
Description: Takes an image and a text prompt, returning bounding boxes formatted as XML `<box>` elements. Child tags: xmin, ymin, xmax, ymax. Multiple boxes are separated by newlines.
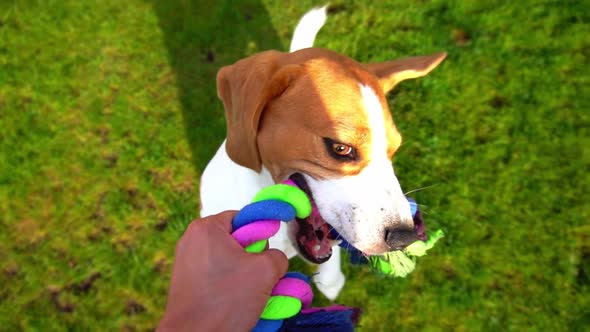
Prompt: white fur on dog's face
<box><xmin>301</xmin><ymin>84</ymin><xmax>413</xmax><ymax>254</ymax></box>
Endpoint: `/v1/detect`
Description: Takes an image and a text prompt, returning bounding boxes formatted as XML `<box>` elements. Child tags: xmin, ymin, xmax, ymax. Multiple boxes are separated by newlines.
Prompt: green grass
<box><xmin>1</xmin><ymin>0</ymin><xmax>588</xmax><ymax>331</ymax></box>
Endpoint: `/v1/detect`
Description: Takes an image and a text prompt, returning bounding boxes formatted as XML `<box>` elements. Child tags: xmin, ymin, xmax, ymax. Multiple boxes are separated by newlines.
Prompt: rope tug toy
<box><xmin>230</xmin><ymin>181</ymin><xmax>442</xmax><ymax>332</ymax></box>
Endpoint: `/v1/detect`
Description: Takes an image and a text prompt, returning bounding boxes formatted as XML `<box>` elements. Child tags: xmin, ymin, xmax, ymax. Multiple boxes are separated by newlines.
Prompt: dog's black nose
<box><xmin>384</xmin><ymin>227</ymin><xmax>418</xmax><ymax>251</ymax></box>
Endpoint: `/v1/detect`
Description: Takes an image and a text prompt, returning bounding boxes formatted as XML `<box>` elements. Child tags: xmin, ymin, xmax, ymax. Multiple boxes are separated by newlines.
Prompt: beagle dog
<box><xmin>200</xmin><ymin>7</ymin><xmax>446</xmax><ymax>300</ymax></box>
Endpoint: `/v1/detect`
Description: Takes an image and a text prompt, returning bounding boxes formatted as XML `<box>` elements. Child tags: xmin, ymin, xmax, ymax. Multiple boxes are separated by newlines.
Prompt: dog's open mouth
<box><xmin>288</xmin><ymin>173</ymin><xmax>337</xmax><ymax>264</ymax></box>
<box><xmin>287</xmin><ymin>174</ymin><xmax>427</xmax><ymax>264</ymax></box>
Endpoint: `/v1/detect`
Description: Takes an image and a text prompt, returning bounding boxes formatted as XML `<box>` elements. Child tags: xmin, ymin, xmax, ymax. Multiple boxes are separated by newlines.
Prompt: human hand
<box><xmin>157</xmin><ymin>211</ymin><xmax>289</xmax><ymax>332</ymax></box>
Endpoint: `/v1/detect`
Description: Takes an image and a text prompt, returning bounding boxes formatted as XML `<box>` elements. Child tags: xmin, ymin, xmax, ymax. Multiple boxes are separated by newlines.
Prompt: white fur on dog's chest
<box><xmin>200</xmin><ymin>140</ymin><xmax>273</xmax><ymax>215</ymax></box>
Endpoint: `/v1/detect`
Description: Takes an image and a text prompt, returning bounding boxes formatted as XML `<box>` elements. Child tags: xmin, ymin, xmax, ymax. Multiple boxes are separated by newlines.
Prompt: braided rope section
<box><xmin>229</xmin><ymin>183</ymin><xmax>440</xmax><ymax>331</ymax></box>
<box><xmin>230</xmin><ymin>183</ymin><xmax>314</xmax><ymax>332</ymax></box>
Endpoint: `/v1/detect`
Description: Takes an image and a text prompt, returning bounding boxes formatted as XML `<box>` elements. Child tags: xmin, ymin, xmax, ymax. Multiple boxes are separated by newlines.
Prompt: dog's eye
<box><xmin>332</xmin><ymin>143</ymin><xmax>353</xmax><ymax>156</ymax></box>
<box><xmin>323</xmin><ymin>138</ymin><xmax>358</xmax><ymax>161</ymax></box>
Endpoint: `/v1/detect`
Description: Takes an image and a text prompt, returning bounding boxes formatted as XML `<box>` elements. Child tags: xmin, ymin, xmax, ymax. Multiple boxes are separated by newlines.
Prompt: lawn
<box><xmin>1</xmin><ymin>0</ymin><xmax>588</xmax><ymax>331</ymax></box>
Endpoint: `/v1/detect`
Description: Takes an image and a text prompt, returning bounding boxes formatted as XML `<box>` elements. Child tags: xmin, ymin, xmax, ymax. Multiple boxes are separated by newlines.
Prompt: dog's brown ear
<box><xmin>217</xmin><ymin>51</ymin><xmax>301</xmax><ymax>171</ymax></box>
<box><xmin>365</xmin><ymin>52</ymin><xmax>447</xmax><ymax>94</ymax></box>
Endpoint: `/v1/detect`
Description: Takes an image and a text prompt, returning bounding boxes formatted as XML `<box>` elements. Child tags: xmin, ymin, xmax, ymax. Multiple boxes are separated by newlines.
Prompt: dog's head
<box><xmin>217</xmin><ymin>48</ymin><xmax>445</xmax><ymax>263</ymax></box>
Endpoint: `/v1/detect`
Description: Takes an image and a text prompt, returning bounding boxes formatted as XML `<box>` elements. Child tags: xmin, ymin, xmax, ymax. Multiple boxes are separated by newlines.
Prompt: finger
<box><xmin>253</xmin><ymin>249</ymin><xmax>289</xmax><ymax>289</ymax></box>
<box><xmin>202</xmin><ymin>210</ymin><xmax>238</xmax><ymax>233</ymax></box>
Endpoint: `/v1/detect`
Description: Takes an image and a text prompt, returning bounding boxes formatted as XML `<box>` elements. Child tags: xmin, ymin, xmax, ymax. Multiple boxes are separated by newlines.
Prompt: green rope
<box><xmin>369</xmin><ymin>229</ymin><xmax>444</xmax><ymax>277</ymax></box>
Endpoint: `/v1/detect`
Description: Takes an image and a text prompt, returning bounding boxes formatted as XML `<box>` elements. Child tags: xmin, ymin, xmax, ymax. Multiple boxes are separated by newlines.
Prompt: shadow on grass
<box><xmin>150</xmin><ymin>0</ymin><xmax>283</xmax><ymax>174</ymax></box>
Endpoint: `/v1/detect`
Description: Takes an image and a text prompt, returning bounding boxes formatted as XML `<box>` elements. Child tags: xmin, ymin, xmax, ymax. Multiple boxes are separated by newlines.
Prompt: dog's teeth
<box><xmin>332</xmin><ymin>239</ymin><xmax>342</xmax><ymax>246</ymax></box>
<box><xmin>313</xmin><ymin>245</ymin><xmax>321</xmax><ymax>252</ymax></box>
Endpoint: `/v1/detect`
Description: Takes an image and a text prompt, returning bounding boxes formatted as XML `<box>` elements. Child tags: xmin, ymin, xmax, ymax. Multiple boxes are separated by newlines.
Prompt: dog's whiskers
<box><xmin>404</xmin><ymin>184</ymin><xmax>437</xmax><ymax>196</ymax></box>
<box><xmin>415</xmin><ymin>203</ymin><xmax>429</xmax><ymax>209</ymax></box>
<box><xmin>327</xmin><ymin>225</ymin><xmax>343</xmax><ymax>243</ymax></box>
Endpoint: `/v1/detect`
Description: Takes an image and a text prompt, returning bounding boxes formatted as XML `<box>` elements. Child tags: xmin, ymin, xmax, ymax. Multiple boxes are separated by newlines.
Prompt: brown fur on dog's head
<box><xmin>216</xmin><ymin>48</ymin><xmax>446</xmax><ymax>180</ymax></box>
